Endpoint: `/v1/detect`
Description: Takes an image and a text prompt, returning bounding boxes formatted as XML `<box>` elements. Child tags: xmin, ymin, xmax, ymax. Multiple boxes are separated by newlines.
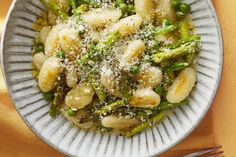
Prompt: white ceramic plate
<box><xmin>1</xmin><ymin>0</ymin><xmax>223</xmax><ymax>156</ymax></box>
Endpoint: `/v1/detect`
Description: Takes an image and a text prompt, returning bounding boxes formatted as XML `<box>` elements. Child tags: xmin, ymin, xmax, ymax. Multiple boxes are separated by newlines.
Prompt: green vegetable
<box><xmin>89</xmin><ymin>0</ymin><xmax>100</xmax><ymax>8</ymax></box>
<box><xmin>165</xmin><ymin>62</ymin><xmax>189</xmax><ymax>72</ymax></box>
<box><xmin>130</xmin><ymin>64</ymin><xmax>140</xmax><ymax>74</ymax></box>
<box><xmin>97</xmin><ymin>31</ymin><xmax>120</xmax><ymax>50</ymax></box>
<box><xmin>167</xmin><ymin>71</ymin><xmax>176</xmax><ymax>80</ymax></box>
<box><xmin>171</xmin><ymin>0</ymin><xmax>181</xmax><ymax>10</ymax></box>
<box><xmin>43</xmin><ymin>91</ymin><xmax>54</xmax><ymax>101</ymax></box>
<box><xmin>152</xmin><ymin>41</ymin><xmax>199</xmax><ymax>63</ymax></box>
<box><xmin>49</xmin><ymin>74</ymin><xmax>67</xmax><ymax>117</ymax></box>
<box><xmin>77</xmin><ymin>4</ymin><xmax>88</xmax><ymax>13</ymax></box>
<box><xmin>35</xmin><ymin>44</ymin><xmax>45</xmax><ymax>53</ymax></box>
<box><xmin>116</xmin><ymin>0</ymin><xmax>125</xmax><ymax>5</ymax></box>
<box><xmin>127</xmin><ymin>4</ymin><xmax>135</xmax><ymax>14</ymax></box>
<box><xmin>162</xmin><ymin>19</ymin><xmax>172</xmax><ymax>28</ymax></box>
<box><xmin>70</xmin><ymin>0</ymin><xmax>78</xmax><ymax>10</ymax></box>
<box><xmin>155</xmin><ymin>24</ymin><xmax>179</xmax><ymax>36</ymax></box>
<box><xmin>163</xmin><ymin>72</ymin><xmax>172</xmax><ymax>88</ymax></box>
<box><xmin>34</xmin><ymin>38</ymin><xmax>42</xmax><ymax>46</ymax></box>
<box><xmin>180</xmin><ymin>20</ymin><xmax>190</xmax><ymax>40</ymax></box>
<box><xmin>154</xmin><ymin>100</ymin><xmax>189</xmax><ymax>111</ymax></box>
<box><xmin>67</xmin><ymin>108</ymin><xmax>77</xmax><ymax>117</ymax></box>
<box><xmin>88</xmin><ymin>73</ymin><xmax>107</xmax><ymax>101</ymax></box>
<box><xmin>154</xmin><ymin>85</ymin><xmax>164</xmax><ymax>96</ymax></box>
<box><xmin>186</xmin><ymin>53</ymin><xmax>196</xmax><ymax>64</ymax></box>
<box><xmin>40</xmin><ymin>0</ymin><xmax>69</xmax><ymax>20</ymax></box>
<box><xmin>119</xmin><ymin>3</ymin><xmax>128</xmax><ymax>14</ymax></box>
<box><xmin>95</xmin><ymin>100</ymin><xmax>125</xmax><ymax>115</ymax></box>
<box><xmin>95</xmin><ymin>88</ymin><xmax>107</xmax><ymax>102</ymax></box>
<box><xmin>180</xmin><ymin>3</ymin><xmax>191</xmax><ymax>14</ymax></box>
<box><xmin>126</xmin><ymin>111</ymin><xmax>165</xmax><ymax>137</ymax></box>
<box><xmin>56</xmin><ymin>50</ymin><xmax>65</xmax><ymax>59</ymax></box>
<box><xmin>161</xmin><ymin>35</ymin><xmax>201</xmax><ymax>50</ymax></box>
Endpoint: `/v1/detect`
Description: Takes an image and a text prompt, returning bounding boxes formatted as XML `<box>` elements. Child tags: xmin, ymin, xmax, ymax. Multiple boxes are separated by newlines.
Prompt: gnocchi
<box><xmin>130</xmin><ymin>88</ymin><xmax>161</xmax><ymax>108</ymax></box>
<box><xmin>137</xmin><ymin>64</ymin><xmax>163</xmax><ymax>88</ymax></box>
<box><xmin>39</xmin><ymin>26</ymin><xmax>51</xmax><ymax>44</ymax></box>
<box><xmin>121</xmin><ymin>40</ymin><xmax>146</xmax><ymax>66</ymax></box>
<box><xmin>65</xmin><ymin>64</ymin><xmax>78</xmax><ymax>88</ymax></box>
<box><xmin>134</xmin><ymin>0</ymin><xmax>154</xmax><ymax>21</ymax></box>
<box><xmin>82</xmin><ymin>8</ymin><xmax>122</xmax><ymax>27</ymax></box>
<box><xmin>44</xmin><ymin>24</ymin><xmax>64</xmax><ymax>57</ymax></box>
<box><xmin>100</xmin><ymin>65</ymin><xmax>123</xmax><ymax>98</ymax></box>
<box><xmin>65</xmin><ymin>83</ymin><xmax>95</xmax><ymax>109</ymax></box>
<box><xmin>32</xmin><ymin>52</ymin><xmax>47</xmax><ymax>71</ymax></box>
<box><xmin>106</xmin><ymin>14</ymin><xmax>143</xmax><ymax>37</ymax></box>
<box><xmin>101</xmin><ymin>115</ymin><xmax>140</xmax><ymax>130</ymax></box>
<box><xmin>38</xmin><ymin>57</ymin><xmax>61</xmax><ymax>92</ymax></box>
<box><xmin>58</xmin><ymin>28</ymin><xmax>80</xmax><ymax>55</ymax></box>
<box><xmin>156</xmin><ymin>0</ymin><xmax>176</xmax><ymax>21</ymax></box>
<box><xmin>166</xmin><ymin>68</ymin><xmax>197</xmax><ymax>103</ymax></box>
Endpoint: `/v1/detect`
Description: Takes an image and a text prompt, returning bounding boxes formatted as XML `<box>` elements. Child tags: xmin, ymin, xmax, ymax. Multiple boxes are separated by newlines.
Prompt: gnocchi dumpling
<box><xmin>121</xmin><ymin>40</ymin><xmax>146</xmax><ymax>65</ymax></box>
<box><xmin>130</xmin><ymin>88</ymin><xmax>161</xmax><ymax>108</ymax></box>
<box><xmin>107</xmin><ymin>14</ymin><xmax>143</xmax><ymax>37</ymax></box>
<box><xmin>65</xmin><ymin>64</ymin><xmax>78</xmax><ymax>88</ymax></box>
<box><xmin>101</xmin><ymin>115</ymin><xmax>140</xmax><ymax>130</ymax></box>
<box><xmin>39</xmin><ymin>26</ymin><xmax>51</xmax><ymax>45</ymax></box>
<box><xmin>156</xmin><ymin>0</ymin><xmax>176</xmax><ymax>21</ymax></box>
<box><xmin>134</xmin><ymin>0</ymin><xmax>154</xmax><ymax>21</ymax></box>
<box><xmin>65</xmin><ymin>83</ymin><xmax>95</xmax><ymax>109</ymax></box>
<box><xmin>166</xmin><ymin>67</ymin><xmax>197</xmax><ymax>103</ymax></box>
<box><xmin>32</xmin><ymin>52</ymin><xmax>47</xmax><ymax>71</ymax></box>
<box><xmin>100</xmin><ymin>66</ymin><xmax>123</xmax><ymax>98</ymax></box>
<box><xmin>58</xmin><ymin>28</ymin><xmax>81</xmax><ymax>55</ymax></box>
<box><xmin>45</xmin><ymin>24</ymin><xmax>64</xmax><ymax>57</ymax></box>
<box><xmin>137</xmin><ymin>64</ymin><xmax>163</xmax><ymax>88</ymax></box>
<box><xmin>38</xmin><ymin>57</ymin><xmax>61</xmax><ymax>92</ymax></box>
<box><xmin>82</xmin><ymin>8</ymin><xmax>122</xmax><ymax>27</ymax></box>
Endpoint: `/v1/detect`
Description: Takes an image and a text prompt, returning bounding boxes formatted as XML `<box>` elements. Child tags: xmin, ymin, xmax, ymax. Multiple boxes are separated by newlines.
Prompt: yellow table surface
<box><xmin>0</xmin><ymin>0</ymin><xmax>236</xmax><ymax>156</ymax></box>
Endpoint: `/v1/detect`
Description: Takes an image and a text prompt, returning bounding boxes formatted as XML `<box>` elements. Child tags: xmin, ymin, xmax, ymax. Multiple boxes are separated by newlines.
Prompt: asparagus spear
<box><xmin>95</xmin><ymin>100</ymin><xmax>125</xmax><ymax>115</ymax></box>
<box><xmin>41</xmin><ymin>0</ymin><xmax>69</xmax><ymax>20</ymax></box>
<box><xmin>70</xmin><ymin>0</ymin><xmax>78</xmax><ymax>10</ymax></box>
<box><xmin>49</xmin><ymin>73</ymin><xmax>67</xmax><ymax>117</ymax></box>
<box><xmin>179</xmin><ymin>20</ymin><xmax>190</xmax><ymax>40</ymax></box>
<box><xmin>154</xmin><ymin>100</ymin><xmax>189</xmax><ymax>111</ymax></box>
<box><xmin>155</xmin><ymin>24</ymin><xmax>179</xmax><ymax>36</ymax></box>
<box><xmin>154</xmin><ymin>85</ymin><xmax>164</xmax><ymax>96</ymax></box>
<box><xmin>160</xmin><ymin>35</ymin><xmax>201</xmax><ymax>50</ymax></box>
<box><xmin>126</xmin><ymin>111</ymin><xmax>165</xmax><ymax>137</ymax></box>
<box><xmin>165</xmin><ymin>62</ymin><xmax>189</xmax><ymax>72</ymax></box>
<box><xmin>88</xmin><ymin>73</ymin><xmax>107</xmax><ymax>101</ymax></box>
<box><xmin>96</xmin><ymin>31</ymin><xmax>120</xmax><ymax>51</ymax></box>
<box><xmin>152</xmin><ymin>41</ymin><xmax>199</xmax><ymax>63</ymax></box>
<box><xmin>125</xmin><ymin>100</ymin><xmax>189</xmax><ymax>137</ymax></box>
<box><xmin>179</xmin><ymin>19</ymin><xmax>201</xmax><ymax>64</ymax></box>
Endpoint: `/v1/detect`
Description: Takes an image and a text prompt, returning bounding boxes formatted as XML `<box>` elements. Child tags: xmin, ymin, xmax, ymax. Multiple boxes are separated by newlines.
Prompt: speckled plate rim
<box><xmin>0</xmin><ymin>0</ymin><xmax>224</xmax><ymax>156</ymax></box>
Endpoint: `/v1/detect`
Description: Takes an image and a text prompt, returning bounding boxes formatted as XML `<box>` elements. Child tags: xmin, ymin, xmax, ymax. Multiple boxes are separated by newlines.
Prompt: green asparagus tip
<box><xmin>126</xmin><ymin>111</ymin><xmax>166</xmax><ymax>137</ymax></box>
<box><xmin>152</xmin><ymin>41</ymin><xmax>199</xmax><ymax>63</ymax></box>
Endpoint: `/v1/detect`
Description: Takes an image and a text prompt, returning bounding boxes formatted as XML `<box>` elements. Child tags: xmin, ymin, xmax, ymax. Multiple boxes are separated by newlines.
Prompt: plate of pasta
<box><xmin>1</xmin><ymin>0</ymin><xmax>223</xmax><ymax>156</ymax></box>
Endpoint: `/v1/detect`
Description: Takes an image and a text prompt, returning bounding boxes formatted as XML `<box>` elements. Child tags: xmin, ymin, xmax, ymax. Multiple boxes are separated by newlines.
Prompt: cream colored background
<box><xmin>0</xmin><ymin>0</ymin><xmax>236</xmax><ymax>156</ymax></box>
